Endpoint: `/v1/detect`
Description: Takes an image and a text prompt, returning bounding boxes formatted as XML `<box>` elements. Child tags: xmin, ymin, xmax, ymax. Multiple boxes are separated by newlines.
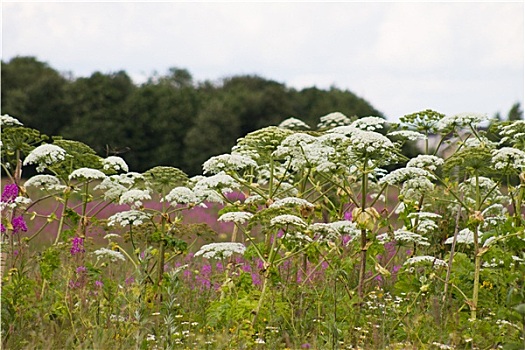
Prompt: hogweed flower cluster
<box><xmin>69</xmin><ymin>167</ymin><xmax>107</xmax><ymax>181</ymax></box>
<box><xmin>194</xmin><ymin>242</ymin><xmax>246</xmax><ymax>259</ymax></box>
<box><xmin>24</xmin><ymin>175</ymin><xmax>66</xmax><ymax>191</ymax></box>
<box><xmin>107</xmin><ymin>210</ymin><xmax>151</xmax><ymax>227</ymax></box>
<box><xmin>102</xmin><ymin>156</ymin><xmax>129</xmax><ymax>173</ymax></box>
<box><xmin>23</xmin><ymin>144</ymin><xmax>67</xmax><ymax>172</ymax></box>
<box><xmin>0</xmin><ymin>114</ymin><xmax>23</xmax><ymax>126</ymax></box>
<box><xmin>278</xmin><ymin>117</ymin><xmax>311</xmax><ymax>130</ymax></box>
<box><xmin>93</xmin><ymin>247</ymin><xmax>126</xmax><ymax>262</ymax></box>
<box><xmin>217</xmin><ymin>211</ymin><xmax>253</xmax><ymax>225</ymax></box>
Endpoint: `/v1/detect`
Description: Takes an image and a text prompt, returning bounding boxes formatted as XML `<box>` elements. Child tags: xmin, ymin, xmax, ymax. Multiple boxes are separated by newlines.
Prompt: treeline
<box><xmin>1</xmin><ymin>56</ymin><xmax>384</xmax><ymax>175</ymax></box>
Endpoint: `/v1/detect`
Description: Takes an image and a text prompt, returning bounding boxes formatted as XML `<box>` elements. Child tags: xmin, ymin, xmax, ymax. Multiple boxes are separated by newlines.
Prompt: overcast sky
<box><xmin>2</xmin><ymin>1</ymin><xmax>524</xmax><ymax>121</ymax></box>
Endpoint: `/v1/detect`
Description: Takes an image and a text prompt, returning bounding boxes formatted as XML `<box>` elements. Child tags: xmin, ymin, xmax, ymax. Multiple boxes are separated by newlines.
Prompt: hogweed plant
<box><xmin>1</xmin><ymin>111</ymin><xmax>524</xmax><ymax>349</ymax></box>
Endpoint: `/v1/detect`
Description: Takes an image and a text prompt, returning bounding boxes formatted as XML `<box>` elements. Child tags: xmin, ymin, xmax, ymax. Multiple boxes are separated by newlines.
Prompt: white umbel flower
<box><xmin>194</xmin><ymin>242</ymin><xmax>246</xmax><ymax>259</ymax></box>
<box><xmin>404</xmin><ymin>255</ymin><xmax>448</xmax><ymax>268</ymax></box>
<box><xmin>436</xmin><ymin>112</ymin><xmax>488</xmax><ymax>131</ymax></box>
<box><xmin>102</xmin><ymin>156</ymin><xmax>129</xmax><ymax>173</ymax></box>
<box><xmin>23</xmin><ymin>144</ymin><xmax>67</xmax><ymax>172</ymax></box>
<box><xmin>94</xmin><ymin>176</ymin><xmax>128</xmax><ymax>201</ymax></box>
<box><xmin>107</xmin><ymin>210</ymin><xmax>151</xmax><ymax>227</ymax></box>
<box><xmin>1</xmin><ymin>114</ymin><xmax>23</xmax><ymax>126</ymax></box>
<box><xmin>273</xmin><ymin>133</ymin><xmax>336</xmax><ymax>172</ymax></box>
<box><xmin>350</xmin><ymin>116</ymin><xmax>386</xmax><ymax>131</ymax></box>
<box><xmin>23</xmin><ymin>174</ymin><xmax>66</xmax><ymax>191</ymax></box>
<box><xmin>269</xmin><ymin>197</ymin><xmax>314</xmax><ymax>209</ymax></box>
<box><xmin>317</xmin><ymin>112</ymin><xmax>352</xmax><ymax>129</ymax></box>
<box><xmin>202</xmin><ymin>154</ymin><xmax>258</xmax><ymax>175</ymax></box>
<box><xmin>309</xmin><ymin>220</ymin><xmax>359</xmax><ymax>240</ymax></box>
<box><xmin>347</xmin><ymin>129</ymin><xmax>394</xmax><ymax>154</ymax></box>
<box><xmin>278</xmin><ymin>117</ymin><xmax>310</xmax><ymax>130</ymax></box>
<box><xmin>119</xmin><ymin>189</ymin><xmax>151</xmax><ymax>208</ymax></box>
<box><xmin>406</xmin><ymin>155</ymin><xmax>444</xmax><ymax>171</ymax></box>
<box><xmin>163</xmin><ymin>187</ymin><xmax>198</xmax><ymax>205</ymax></box>
<box><xmin>401</xmin><ymin>177</ymin><xmax>435</xmax><ymax>201</ymax></box>
<box><xmin>114</xmin><ymin>172</ymin><xmax>144</xmax><ymax>186</ymax></box>
<box><xmin>69</xmin><ymin>168</ymin><xmax>107</xmax><ymax>181</ymax></box>
<box><xmin>93</xmin><ymin>247</ymin><xmax>126</xmax><ymax>262</ymax></box>
<box><xmin>270</xmin><ymin>214</ymin><xmax>307</xmax><ymax>228</ymax></box>
<box><xmin>492</xmin><ymin>147</ymin><xmax>525</xmax><ymax>171</ymax></box>
<box><xmin>387</xmin><ymin>130</ymin><xmax>427</xmax><ymax>141</ymax></box>
<box><xmin>193</xmin><ymin>173</ymin><xmax>241</xmax><ymax>191</ymax></box>
<box><xmin>218</xmin><ymin>211</ymin><xmax>253</xmax><ymax>224</ymax></box>
<box><xmin>407</xmin><ymin>212</ymin><xmax>442</xmax><ymax>220</ymax></box>
<box><xmin>394</xmin><ymin>229</ymin><xmax>430</xmax><ymax>246</ymax></box>
<box><xmin>379</xmin><ymin>167</ymin><xmax>435</xmax><ymax>185</ymax></box>
<box><xmin>444</xmin><ymin>228</ymin><xmax>479</xmax><ymax>245</ymax></box>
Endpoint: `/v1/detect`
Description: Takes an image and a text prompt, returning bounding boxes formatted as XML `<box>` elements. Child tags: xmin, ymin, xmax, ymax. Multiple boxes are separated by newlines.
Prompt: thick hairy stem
<box><xmin>357</xmin><ymin>229</ymin><xmax>367</xmax><ymax>300</ymax></box>
<box><xmin>471</xmin><ymin>226</ymin><xmax>481</xmax><ymax>320</ymax></box>
<box><xmin>252</xmin><ymin>271</ymin><xmax>268</xmax><ymax>325</ymax></box>
<box><xmin>470</xmin><ymin>174</ymin><xmax>482</xmax><ymax>320</ymax></box>
<box><xmin>252</xmin><ymin>227</ymin><xmax>280</xmax><ymax>325</ymax></box>
<box><xmin>443</xmin><ymin>203</ymin><xmax>463</xmax><ymax>302</ymax></box>
<box><xmin>79</xmin><ymin>182</ymin><xmax>90</xmax><ymax>236</ymax></box>
<box><xmin>53</xmin><ymin>195</ymin><xmax>70</xmax><ymax>245</ymax></box>
<box><xmin>357</xmin><ymin>168</ymin><xmax>368</xmax><ymax>300</ymax></box>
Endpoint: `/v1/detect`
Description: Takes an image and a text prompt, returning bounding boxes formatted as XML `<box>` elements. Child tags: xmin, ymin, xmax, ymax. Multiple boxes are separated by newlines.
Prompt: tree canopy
<box><xmin>3</xmin><ymin>56</ymin><xmax>520</xmax><ymax>175</ymax></box>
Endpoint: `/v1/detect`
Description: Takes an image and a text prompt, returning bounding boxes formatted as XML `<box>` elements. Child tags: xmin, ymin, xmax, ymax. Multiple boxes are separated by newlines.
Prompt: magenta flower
<box><xmin>341</xmin><ymin>234</ymin><xmax>352</xmax><ymax>246</ymax></box>
<box><xmin>76</xmin><ymin>266</ymin><xmax>87</xmax><ymax>274</ymax></box>
<box><xmin>251</xmin><ymin>272</ymin><xmax>262</xmax><ymax>286</ymax></box>
<box><xmin>70</xmin><ymin>237</ymin><xmax>85</xmax><ymax>255</ymax></box>
<box><xmin>11</xmin><ymin>216</ymin><xmax>27</xmax><ymax>234</ymax></box>
<box><xmin>1</xmin><ymin>183</ymin><xmax>18</xmax><ymax>204</ymax></box>
<box><xmin>94</xmin><ymin>280</ymin><xmax>103</xmax><ymax>288</ymax></box>
<box><xmin>0</xmin><ymin>224</ymin><xmax>6</xmax><ymax>233</ymax></box>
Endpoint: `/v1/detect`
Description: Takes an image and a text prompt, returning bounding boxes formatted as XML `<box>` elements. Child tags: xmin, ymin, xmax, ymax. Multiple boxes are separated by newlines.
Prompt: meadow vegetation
<box><xmin>1</xmin><ymin>111</ymin><xmax>524</xmax><ymax>349</ymax></box>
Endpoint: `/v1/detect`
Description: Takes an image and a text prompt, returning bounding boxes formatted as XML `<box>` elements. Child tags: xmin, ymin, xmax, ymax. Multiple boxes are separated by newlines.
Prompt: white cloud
<box><xmin>2</xmin><ymin>2</ymin><xmax>523</xmax><ymax>121</ymax></box>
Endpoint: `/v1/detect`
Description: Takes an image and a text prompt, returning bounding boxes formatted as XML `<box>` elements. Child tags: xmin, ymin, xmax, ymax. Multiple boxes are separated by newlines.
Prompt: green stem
<box><xmin>471</xmin><ymin>173</ymin><xmax>482</xmax><ymax>320</ymax></box>
<box><xmin>53</xmin><ymin>193</ymin><xmax>70</xmax><ymax>245</ymax></box>
<box><xmin>252</xmin><ymin>226</ymin><xmax>281</xmax><ymax>325</ymax></box>
<box><xmin>357</xmin><ymin>164</ymin><xmax>368</xmax><ymax>300</ymax></box>
<box><xmin>471</xmin><ymin>225</ymin><xmax>481</xmax><ymax>320</ymax></box>
<box><xmin>79</xmin><ymin>181</ymin><xmax>90</xmax><ymax>236</ymax></box>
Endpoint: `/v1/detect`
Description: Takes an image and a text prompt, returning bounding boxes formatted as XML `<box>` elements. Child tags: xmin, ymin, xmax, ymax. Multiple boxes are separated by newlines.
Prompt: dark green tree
<box><xmin>124</xmin><ymin>68</ymin><xmax>200</xmax><ymax>172</ymax></box>
<box><xmin>1</xmin><ymin>56</ymin><xmax>71</xmax><ymax>136</ymax></box>
<box><xmin>508</xmin><ymin>102</ymin><xmax>523</xmax><ymax>121</ymax></box>
<box><xmin>290</xmin><ymin>86</ymin><xmax>384</xmax><ymax>127</ymax></box>
<box><xmin>183</xmin><ymin>96</ymin><xmax>242</xmax><ymax>175</ymax></box>
<box><xmin>60</xmin><ymin>71</ymin><xmax>135</xmax><ymax>157</ymax></box>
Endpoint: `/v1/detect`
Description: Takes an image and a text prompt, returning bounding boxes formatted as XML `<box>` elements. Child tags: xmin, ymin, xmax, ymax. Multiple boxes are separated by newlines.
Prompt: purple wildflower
<box><xmin>69</xmin><ymin>280</ymin><xmax>81</xmax><ymax>289</ymax></box>
<box><xmin>1</xmin><ymin>184</ymin><xmax>18</xmax><ymax>204</ymax></box>
<box><xmin>344</xmin><ymin>210</ymin><xmax>352</xmax><ymax>221</ymax></box>
<box><xmin>70</xmin><ymin>237</ymin><xmax>85</xmax><ymax>255</ymax></box>
<box><xmin>0</xmin><ymin>224</ymin><xmax>5</xmax><ymax>233</ymax></box>
<box><xmin>341</xmin><ymin>234</ymin><xmax>352</xmax><ymax>246</ymax></box>
<box><xmin>302</xmin><ymin>343</ymin><xmax>311</xmax><ymax>349</ymax></box>
<box><xmin>11</xmin><ymin>216</ymin><xmax>27</xmax><ymax>234</ymax></box>
<box><xmin>392</xmin><ymin>265</ymin><xmax>401</xmax><ymax>275</ymax></box>
<box><xmin>76</xmin><ymin>266</ymin><xmax>87</xmax><ymax>274</ymax></box>
<box><xmin>201</xmin><ymin>264</ymin><xmax>212</xmax><ymax>275</ymax></box>
<box><xmin>94</xmin><ymin>280</ymin><xmax>103</xmax><ymax>288</ymax></box>
<box><xmin>241</xmin><ymin>263</ymin><xmax>251</xmax><ymax>273</ymax></box>
<box><xmin>251</xmin><ymin>272</ymin><xmax>262</xmax><ymax>286</ymax></box>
